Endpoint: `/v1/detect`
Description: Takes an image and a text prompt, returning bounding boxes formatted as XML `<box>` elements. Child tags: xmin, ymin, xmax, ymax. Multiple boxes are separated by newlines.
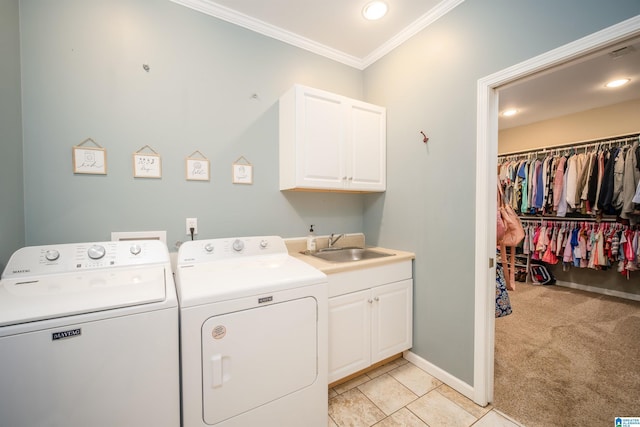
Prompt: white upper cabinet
<box><xmin>279</xmin><ymin>85</ymin><xmax>386</xmax><ymax>192</ymax></box>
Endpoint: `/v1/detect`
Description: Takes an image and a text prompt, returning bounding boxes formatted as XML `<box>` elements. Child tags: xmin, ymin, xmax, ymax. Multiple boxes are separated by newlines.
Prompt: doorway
<box><xmin>472</xmin><ymin>15</ymin><xmax>640</xmax><ymax>407</ymax></box>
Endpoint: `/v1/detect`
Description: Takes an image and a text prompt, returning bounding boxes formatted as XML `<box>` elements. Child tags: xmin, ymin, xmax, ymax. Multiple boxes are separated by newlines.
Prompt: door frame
<box><xmin>473</xmin><ymin>15</ymin><xmax>640</xmax><ymax>406</ymax></box>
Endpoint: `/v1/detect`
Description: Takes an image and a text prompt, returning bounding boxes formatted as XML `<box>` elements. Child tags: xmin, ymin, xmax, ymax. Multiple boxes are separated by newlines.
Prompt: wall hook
<box><xmin>420</xmin><ymin>131</ymin><xmax>429</xmax><ymax>143</ymax></box>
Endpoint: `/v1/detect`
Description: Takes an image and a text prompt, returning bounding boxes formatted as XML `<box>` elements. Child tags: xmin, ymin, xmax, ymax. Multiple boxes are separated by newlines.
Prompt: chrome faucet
<box><xmin>328</xmin><ymin>233</ymin><xmax>344</xmax><ymax>248</ymax></box>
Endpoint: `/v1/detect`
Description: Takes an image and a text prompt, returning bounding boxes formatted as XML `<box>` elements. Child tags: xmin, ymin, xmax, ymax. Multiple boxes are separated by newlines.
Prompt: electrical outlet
<box><xmin>186</xmin><ymin>218</ymin><xmax>198</xmax><ymax>235</ymax></box>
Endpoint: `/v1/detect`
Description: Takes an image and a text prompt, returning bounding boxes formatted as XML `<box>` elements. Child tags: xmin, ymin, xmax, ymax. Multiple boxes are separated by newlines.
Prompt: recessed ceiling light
<box><xmin>501</xmin><ymin>108</ymin><xmax>519</xmax><ymax>117</ymax></box>
<box><xmin>605</xmin><ymin>78</ymin><xmax>630</xmax><ymax>88</ymax></box>
<box><xmin>362</xmin><ymin>1</ymin><xmax>388</xmax><ymax>20</ymax></box>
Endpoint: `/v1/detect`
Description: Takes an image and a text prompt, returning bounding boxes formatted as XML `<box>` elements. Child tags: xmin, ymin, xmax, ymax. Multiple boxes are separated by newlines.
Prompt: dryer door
<box><xmin>201</xmin><ymin>297</ymin><xmax>318</xmax><ymax>425</ymax></box>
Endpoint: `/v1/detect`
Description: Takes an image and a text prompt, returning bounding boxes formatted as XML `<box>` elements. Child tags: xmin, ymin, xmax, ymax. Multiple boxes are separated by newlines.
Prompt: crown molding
<box><xmin>362</xmin><ymin>0</ymin><xmax>465</xmax><ymax>68</ymax></box>
<box><xmin>170</xmin><ymin>0</ymin><xmax>464</xmax><ymax>70</ymax></box>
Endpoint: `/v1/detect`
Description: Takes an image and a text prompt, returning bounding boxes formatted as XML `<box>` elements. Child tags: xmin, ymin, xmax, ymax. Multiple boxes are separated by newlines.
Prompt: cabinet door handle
<box><xmin>374</xmin><ymin>296</ymin><xmax>379</xmax><ymax>301</ymax></box>
<box><xmin>368</xmin><ymin>299</ymin><xmax>373</xmax><ymax>304</ymax></box>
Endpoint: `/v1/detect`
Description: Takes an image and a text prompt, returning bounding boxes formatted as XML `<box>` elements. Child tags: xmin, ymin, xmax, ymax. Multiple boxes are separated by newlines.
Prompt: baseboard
<box><xmin>555</xmin><ymin>280</ymin><xmax>640</xmax><ymax>302</ymax></box>
<box><xmin>402</xmin><ymin>351</ymin><xmax>475</xmax><ymax>402</ymax></box>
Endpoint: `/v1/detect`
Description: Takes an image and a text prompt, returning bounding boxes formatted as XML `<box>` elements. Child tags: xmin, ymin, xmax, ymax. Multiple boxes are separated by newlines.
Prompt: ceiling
<box><xmin>171</xmin><ymin>0</ymin><xmax>640</xmax><ymax>130</ymax></box>
<box><xmin>498</xmin><ymin>34</ymin><xmax>640</xmax><ymax>130</ymax></box>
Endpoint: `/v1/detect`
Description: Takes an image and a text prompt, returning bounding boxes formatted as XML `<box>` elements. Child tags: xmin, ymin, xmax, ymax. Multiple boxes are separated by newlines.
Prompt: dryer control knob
<box><xmin>45</xmin><ymin>249</ymin><xmax>60</xmax><ymax>261</ymax></box>
<box><xmin>204</xmin><ymin>243</ymin><xmax>215</xmax><ymax>253</ymax></box>
<box><xmin>130</xmin><ymin>244</ymin><xmax>142</xmax><ymax>255</ymax></box>
<box><xmin>88</xmin><ymin>245</ymin><xmax>106</xmax><ymax>260</ymax></box>
<box><xmin>232</xmin><ymin>239</ymin><xmax>244</xmax><ymax>252</ymax></box>
<box><xmin>259</xmin><ymin>239</ymin><xmax>268</xmax><ymax>248</ymax></box>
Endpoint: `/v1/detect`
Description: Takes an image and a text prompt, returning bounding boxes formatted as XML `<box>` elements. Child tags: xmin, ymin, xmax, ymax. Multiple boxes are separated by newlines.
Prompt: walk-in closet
<box><xmin>492</xmin><ymin>33</ymin><xmax>640</xmax><ymax>426</ymax></box>
<box><xmin>499</xmin><ymin>132</ymin><xmax>640</xmax><ymax>297</ymax></box>
<box><xmin>495</xmin><ymin>131</ymin><xmax>640</xmax><ymax>426</ymax></box>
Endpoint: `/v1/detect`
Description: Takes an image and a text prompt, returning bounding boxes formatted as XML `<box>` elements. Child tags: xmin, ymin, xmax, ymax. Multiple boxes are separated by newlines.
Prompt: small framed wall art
<box><xmin>232</xmin><ymin>156</ymin><xmax>253</xmax><ymax>184</ymax></box>
<box><xmin>185</xmin><ymin>150</ymin><xmax>210</xmax><ymax>181</ymax></box>
<box><xmin>72</xmin><ymin>138</ymin><xmax>107</xmax><ymax>175</ymax></box>
<box><xmin>133</xmin><ymin>145</ymin><xmax>162</xmax><ymax>178</ymax></box>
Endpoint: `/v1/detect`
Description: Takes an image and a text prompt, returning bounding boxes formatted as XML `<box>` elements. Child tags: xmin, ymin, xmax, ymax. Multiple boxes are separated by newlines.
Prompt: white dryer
<box><xmin>175</xmin><ymin>236</ymin><xmax>328</xmax><ymax>427</ymax></box>
<box><xmin>0</xmin><ymin>240</ymin><xmax>180</xmax><ymax>427</ymax></box>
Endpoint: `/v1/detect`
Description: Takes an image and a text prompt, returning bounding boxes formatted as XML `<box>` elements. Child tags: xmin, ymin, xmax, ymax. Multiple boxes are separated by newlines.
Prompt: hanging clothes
<box><xmin>495</xmin><ymin>263</ymin><xmax>513</xmax><ymax>318</ymax></box>
<box><xmin>578</xmin><ymin>151</ymin><xmax>596</xmax><ymax>213</ymax></box>
<box><xmin>566</xmin><ymin>153</ymin><xmax>587</xmax><ymax>211</ymax></box>
<box><xmin>622</xmin><ymin>140</ymin><xmax>640</xmax><ymax>222</ymax></box>
<box><xmin>518</xmin><ymin>219</ymin><xmax>638</xmax><ymax>279</ymax></box>
<box><xmin>598</xmin><ymin>148</ymin><xmax>619</xmax><ymax>214</ymax></box>
<box><xmin>498</xmin><ymin>134</ymin><xmax>640</xmax><ymax>222</ymax></box>
<box><xmin>553</xmin><ymin>156</ymin><xmax>567</xmax><ymax>212</ymax></box>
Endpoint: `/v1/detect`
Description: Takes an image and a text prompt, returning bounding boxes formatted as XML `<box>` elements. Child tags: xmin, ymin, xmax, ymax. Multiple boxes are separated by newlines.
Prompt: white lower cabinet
<box><xmin>371</xmin><ymin>280</ymin><xmax>413</xmax><ymax>362</ymax></box>
<box><xmin>328</xmin><ymin>289</ymin><xmax>371</xmax><ymax>381</ymax></box>
<box><xmin>327</xmin><ymin>263</ymin><xmax>412</xmax><ymax>383</ymax></box>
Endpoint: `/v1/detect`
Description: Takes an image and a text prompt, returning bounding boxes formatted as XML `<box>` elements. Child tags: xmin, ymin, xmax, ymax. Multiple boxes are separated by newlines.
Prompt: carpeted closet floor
<box><xmin>493</xmin><ymin>282</ymin><xmax>640</xmax><ymax>426</ymax></box>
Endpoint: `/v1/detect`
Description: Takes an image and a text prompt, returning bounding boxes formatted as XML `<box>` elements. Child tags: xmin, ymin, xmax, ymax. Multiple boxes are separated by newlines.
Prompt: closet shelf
<box><xmin>498</xmin><ymin>132</ymin><xmax>639</xmax><ymax>159</ymax></box>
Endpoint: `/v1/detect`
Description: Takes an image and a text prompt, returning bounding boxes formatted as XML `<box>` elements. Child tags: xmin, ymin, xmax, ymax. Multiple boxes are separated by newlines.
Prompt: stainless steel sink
<box><xmin>306</xmin><ymin>247</ymin><xmax>394</xmax><ymax>263</ymax></box>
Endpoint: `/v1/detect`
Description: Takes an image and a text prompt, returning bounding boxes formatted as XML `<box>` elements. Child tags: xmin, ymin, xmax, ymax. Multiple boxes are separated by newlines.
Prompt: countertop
<box><xmin>285</xmin><ymin>234</ymin><xmax>415</xmax><ymax>275</ymax></box>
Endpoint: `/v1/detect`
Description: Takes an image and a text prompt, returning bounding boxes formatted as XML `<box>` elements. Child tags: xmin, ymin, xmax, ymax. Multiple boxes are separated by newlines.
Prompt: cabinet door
<box><xmin>295</xmin><ymin>87</ymin><xmax>346</xmax><ymax>189</ymax></box>
<box><xmin>328</xmin><ymin>289</ymin><xmax>371</xmax><ymax>383</ymax></box>
<box><xmin>371</xmin><ymin>279</ymin><xmax>413</xmax><ymax>363</ymax></box>
<box><xmin>347</xmin><ymin>101</ymin><xmax>386</xmax><ymax>191</ymax></box>
<box><xmin>280</xmin><ymin>84</ymin><xmax>386</xmax><ymax>192</ymax></box>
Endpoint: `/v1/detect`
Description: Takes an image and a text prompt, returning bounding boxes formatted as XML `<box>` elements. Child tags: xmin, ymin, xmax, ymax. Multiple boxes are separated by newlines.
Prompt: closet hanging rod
<box><xmin>519</xmin><ymin>215</ymin><xmax>619</xmax><ymax>223</ymax></box>
<box><xmin>498</xmin><ymin>132</ymin><xmax>639</xmax><ymax>158</ymax></box>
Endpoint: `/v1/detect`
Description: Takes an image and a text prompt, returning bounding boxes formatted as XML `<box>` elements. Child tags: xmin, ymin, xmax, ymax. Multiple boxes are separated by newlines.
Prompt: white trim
<box><xmin>474</xmin><ymin>15</ymin><xmax>640</xmax><ymax>406</ymax></box>
<box><xmin>403</xmin><ymin>351</ymin><xmax>475</xmax><ymax>402</ymax></box>
<box><xmin>169</xmin><ymin>0</ymin><xmax>464</xmax><ymax>70</ymax></box>
<box><xmin>361</xmin><ymin>0</ymin><xmax>465</xmax><ymax>68</ymax></box>
<box><xmin>169</xmin><ymin>0</ymin><xmax>362</xmax><ymax>68</ymax></box>
<box><xmin>555</xmin><ymin>280</ymin><xmax>640</xmax><ymax>302</ymax></box>
<box><xmin>473</xmin><ymin>74</ymin><xmax>498</xmax><ymax>407</ymax></box>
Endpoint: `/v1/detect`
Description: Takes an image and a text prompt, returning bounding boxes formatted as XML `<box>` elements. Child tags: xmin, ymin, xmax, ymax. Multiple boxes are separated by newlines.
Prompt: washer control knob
<box><xmin>259</xmin><ymin>239</ymin><xmax>268</xmax><ymax>249</ymax></box>
<box><xmin>232</xmin><ymin>239</ymin><xmax>244</xmax><ymax>252</ymax></box>
<box><xmin>45</xmin><ymin>249</ymin><xmax>60</xmax><ymax>262</ymax></box>
<box><xmin>87</xmin><ymin>245</ymin><xmax>106</xmax><ymax>260</ymax></box>
<box><xmin>204</xmin><ymin>243</ymin><xmax>215</xmax><ymax>253</ymax></box>
<box><xmin>130</xmin><ymin>244</ymin><xmax>142</xmax><ymax>255</ymax></box>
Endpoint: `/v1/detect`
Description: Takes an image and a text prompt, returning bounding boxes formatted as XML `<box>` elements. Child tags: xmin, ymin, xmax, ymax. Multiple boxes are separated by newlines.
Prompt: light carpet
<box><xmin>494</xmin><ymin>282</ymin><xmax>640</xmax><ymax>427</ymax></box>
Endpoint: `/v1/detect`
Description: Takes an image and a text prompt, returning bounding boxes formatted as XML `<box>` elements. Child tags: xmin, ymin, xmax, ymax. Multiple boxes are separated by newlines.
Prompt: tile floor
<box><xmin>328</xmin><ymin>358</ymin><xmax>522</xmax><ymax>427</ymax></box>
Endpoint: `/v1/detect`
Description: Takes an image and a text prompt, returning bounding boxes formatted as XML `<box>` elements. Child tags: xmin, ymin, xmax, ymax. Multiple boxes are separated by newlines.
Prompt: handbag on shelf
<box><xmin>497</xmin><ymin>183</ymin><xmax>525</xmax><ymax>290</ymax></box>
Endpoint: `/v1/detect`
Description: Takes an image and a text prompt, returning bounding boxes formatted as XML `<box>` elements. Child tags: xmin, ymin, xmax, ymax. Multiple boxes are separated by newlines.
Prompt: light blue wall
<box><xmin>0</xmin><ymin>0</ymin><xmax>24</xmax><ymax>270</ymax></box>
<box><xmin>11</xmin><ymin>0</ymin><xmax>640</xmax><ymax>390</ymax></box>
<box><xmin>363</xmin><ymin>1</ymin><xmax>639</xmax><ymax>384</ymax></box>
<box><xmin>19</xmin><ymin>0</ymin><xmax>365</xmax><ymax>249</ymax></box>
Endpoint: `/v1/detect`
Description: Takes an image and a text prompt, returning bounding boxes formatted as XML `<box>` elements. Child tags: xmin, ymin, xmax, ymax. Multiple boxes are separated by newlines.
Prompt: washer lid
<box><xmin>176</xmin><ymin>254</ymin><xmax>326</xmax><ymax>307</ymax></box>
<box><xmin>0</xmin><ymin>266</ymin><xmax>167</xmax><ymax>327</ymax></box>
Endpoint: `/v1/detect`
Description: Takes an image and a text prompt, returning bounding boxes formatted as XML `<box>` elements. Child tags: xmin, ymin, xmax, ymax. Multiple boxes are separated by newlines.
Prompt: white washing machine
<box><xmin>0</xmin><ymin>240</ymin><xmax>180</xmax><ymax>427</ymax></box>
<box><xmin>175</xmin><ymin>236</ymin><xmax>328</xmax><ymax>427</ymax></box>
